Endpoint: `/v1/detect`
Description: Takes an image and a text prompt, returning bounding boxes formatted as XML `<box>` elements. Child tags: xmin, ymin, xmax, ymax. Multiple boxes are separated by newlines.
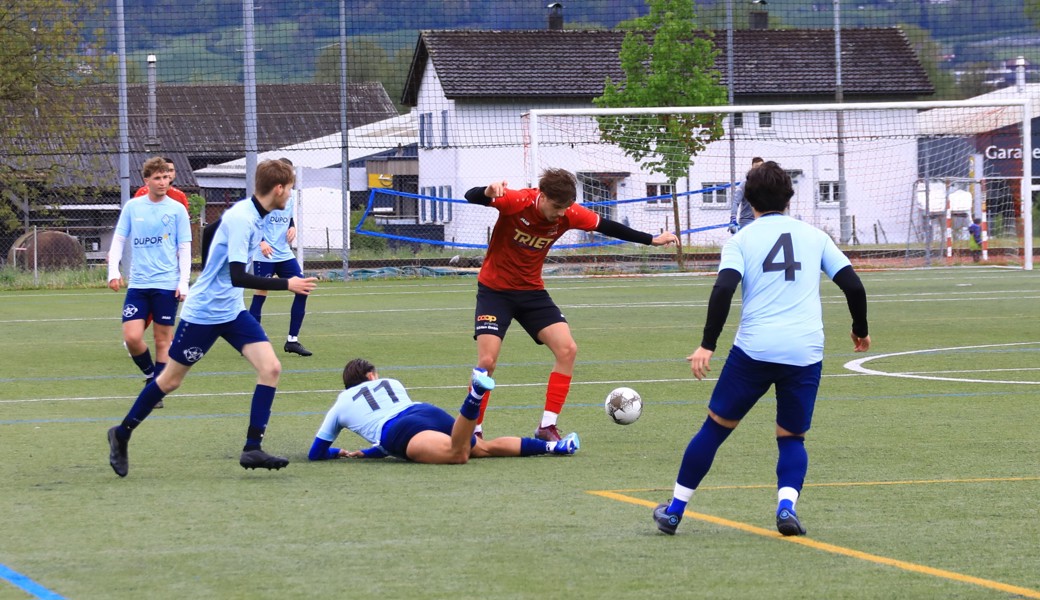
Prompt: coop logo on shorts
<box><xmin>477</xmin><ymin>314</ymin><xmax>497</xmax><ymax>323</ymax></box>
<box><xmin>123</xmin><ymin>304</ymin><xmax>139</xmax><ymax>318</ymax></box>
<box><xmin>181</xmin><ymin>347</ymin><xmax>205</xmax><ymax>363</ymax></box>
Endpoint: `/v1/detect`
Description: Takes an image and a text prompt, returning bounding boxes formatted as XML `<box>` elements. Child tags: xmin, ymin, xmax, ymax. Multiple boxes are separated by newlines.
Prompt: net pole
<box><xmin>529</xmin><ymin>111</ymin><xmax>540</xmax><ymax>189</ymax></box>
<box><xmin>980</xmin><ymin>178</ymin><xmax>990</xmax><ymax>262</ymax></box>
<box><xmin>1022</xmin><ymin>99</ymin><xmax>1034</xmax><ymax>271</ymax></box>
<box><xmin>944</xmin><ymin>179</ymin><xmax>953</xmax><ymax>262</ymax></box>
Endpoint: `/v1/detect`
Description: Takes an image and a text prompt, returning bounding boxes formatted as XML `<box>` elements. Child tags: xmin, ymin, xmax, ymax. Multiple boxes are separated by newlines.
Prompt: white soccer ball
<box><xmin>604</xmin><ymin>387</ymin><xmax>642</xmax><ymax>425</ymax></box>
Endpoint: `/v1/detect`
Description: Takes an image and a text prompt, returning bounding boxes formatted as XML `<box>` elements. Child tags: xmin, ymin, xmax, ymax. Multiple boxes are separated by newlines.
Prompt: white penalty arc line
<box><xmin>844</xmin><ymin>342</ymin><xmax>1040</xmax><ymax>385</ymax></box>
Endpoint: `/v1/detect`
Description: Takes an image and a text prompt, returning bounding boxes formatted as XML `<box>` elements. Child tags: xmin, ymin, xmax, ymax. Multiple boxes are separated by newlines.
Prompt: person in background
<box><xmin>107</xmin><ymin>157</ymin><xmax>192</xmax><ymax>407</ymax></box>
<box><xmin>248</xmin><ymin>158</ymin><xmax>313</xmax><ymax>357</ymax></box>
<box><xmin>728</xmin><ymin>156</ymin><xmax>764</xmax><ymax>233</ymax></box>
<box><xmin>134</xmin><ymin>156</ymin><xmax>190</xmax><ymax>213</ymax></box>
<box><xmin>968</xmin><ymin>217</ymin><xmax>983</xmax><ymax>263</ymax></box>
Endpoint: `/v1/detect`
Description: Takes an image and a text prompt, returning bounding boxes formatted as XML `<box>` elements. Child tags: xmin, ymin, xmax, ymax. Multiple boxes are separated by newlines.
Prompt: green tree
<box><xmin>594</xmin><ymin>0</ymin><xmax>726</xmax><ymax>269</ymax></box>
<box><xmin>0</xmin><ymin>0</ymin><xmax>114</xmax><ymax>252</ymax></box>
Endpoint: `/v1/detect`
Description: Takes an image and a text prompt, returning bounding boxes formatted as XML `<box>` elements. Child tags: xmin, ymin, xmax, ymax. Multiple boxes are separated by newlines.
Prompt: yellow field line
<box><xmin>589</xmin><ymin>487</ymin><xmax>1040</xmax><ymax>599</ymax></box>
<box><xmin>604</xmin><ymin>475</ymin><xmax>1040</xmax><ymax>494</ymax></box>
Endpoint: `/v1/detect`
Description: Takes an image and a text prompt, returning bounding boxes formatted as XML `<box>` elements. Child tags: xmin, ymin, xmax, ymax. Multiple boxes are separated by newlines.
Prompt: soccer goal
<box><xmin>526</xmin><ymin>99</ymin><xmax>1034</xmax><ymax>270</ymax></box>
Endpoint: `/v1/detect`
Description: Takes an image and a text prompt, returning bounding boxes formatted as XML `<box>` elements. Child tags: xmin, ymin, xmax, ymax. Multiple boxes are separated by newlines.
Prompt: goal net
<box><xmin>524</xmin><ymin>100</ymin><xmax>1033</xmax><ymax>269</ymax></box>
<box><xmin>351</xmin><ymin>99</ymin><xmax>1032</xmax><ymax>272</ymax></box>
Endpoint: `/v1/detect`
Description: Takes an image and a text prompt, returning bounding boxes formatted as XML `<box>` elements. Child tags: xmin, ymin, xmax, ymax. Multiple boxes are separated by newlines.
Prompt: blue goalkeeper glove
<box><xmin>727</xmin><ymin>219</ymin><xmax>739</xmax><ymax>234</ymax></box>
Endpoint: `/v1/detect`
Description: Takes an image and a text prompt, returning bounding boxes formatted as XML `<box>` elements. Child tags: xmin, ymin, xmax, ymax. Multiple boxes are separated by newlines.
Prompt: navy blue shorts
<box><xmin>379</xmin><ymin>403</ymin><xmax>474</xmax><ymax>460</ymax></box>
<box><xmin>253</xmin><ymin>258</ymin><xmax>303</xmax><ymax>279</ymax></box>
<box><xmin>474</xmin><ymin>283</ymin><xmax>567</xmax><ymax>344</ymax></box>
<box><xmin>122</xmin><ymin>288</ymin><xmax>179</xmax><ymax>326</ymax></box>
<box><xmin>708</xmin><ymin>345</ymin><xmax>823</xmax><ymax>435</ymax></box>
<box><xmin>167</xmin><ymin>311</ymin><xmax>269</xmax><ymax>366</ymax></box>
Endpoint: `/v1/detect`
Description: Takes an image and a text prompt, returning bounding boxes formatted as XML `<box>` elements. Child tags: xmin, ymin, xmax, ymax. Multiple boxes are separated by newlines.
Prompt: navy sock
<box><xmin>675</xmin><ymin>417</ymin><xmax>734</xmax><ymax>491</ymax></box>
<box><xmin>288</xmin><ymin>294</ymin><xmax>307</xmax><ymax>337</ymax></box>
<box><xmin>132</xmin><ymin>348</ymin><xmax>154</xmax><ymax>378</ymax></box>
<box><xmin>459</xmin><ymin>391</ymin><xmax>482</xmax><ymax>421</ymax></box>
<box><xmin>776</xmin><ymin>435</ymin><xmax>808</xmax><ymax>494</ymax></box>
<box><xmin>519</xmin><ymin>437</ymin><xmax>550</xmax><ymax>456</ymax></box>
<box><xmin>244</xmin><ymin>384</ymin><xmax>276</xmax><ymax>451</ymax></box>
<box><xmin>248</xmin><ymin>295</ymin><xmax>266</xmax><ymax>323</ymax></box>
<box><xmin>154</xmin><ymin>361</ymin><xmax>166</xmax><ymax>377</ymax></box>
<box><xmin>118</xmin><ymin>380</ymin><xmax>167</xmax><ymax>439</ymax></box>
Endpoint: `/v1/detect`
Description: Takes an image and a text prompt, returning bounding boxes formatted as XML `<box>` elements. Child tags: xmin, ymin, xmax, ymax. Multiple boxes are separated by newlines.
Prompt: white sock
<box><xmin>540</xmin><ymin>411</ymin><xmax>558</xmax><ymax>428</ymax></box>
<box><xmin>673</xmin><ymin>483</ymin><xmax>695</xmax><ymax>503</ymax></box>
<box><xmin>287</xmin><ymin>335</ymin><xmax>298</xmax><ymax>343</ymax></box>
<box><xmin>778</xmin><ymin>486</ymin><xmax>799</xmax><ymax>508</ymax></box>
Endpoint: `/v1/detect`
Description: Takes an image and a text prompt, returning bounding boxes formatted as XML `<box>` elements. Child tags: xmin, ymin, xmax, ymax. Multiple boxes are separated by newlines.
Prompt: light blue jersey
<box><xmin>114</xmin><ymin>196</ymin><xmax>191</xmax><ymax>289</ymax></box>
<box><xmin>721</xmin><ymin>214</ymin><xmax>851</xmax><ymax>366</ymax></box>
<box><xmin>255</xmin><ymin>194</ymin><xmax>296</xmax><ymax>263</ymax></box>
<box><xmin>181</xmin><ymin>198</ymin><xmax>263</xmax><ymax>325</ymax></box>
<box><xmin>316</xmin><ymin>378</ymin><xmax>415</xmax><ymax>446</ymax></box>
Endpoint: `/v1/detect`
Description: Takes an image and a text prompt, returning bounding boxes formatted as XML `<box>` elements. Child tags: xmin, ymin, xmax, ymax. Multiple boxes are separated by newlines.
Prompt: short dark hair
<box><xmin>538</xmin><ymin>168</ymin><xmax>577</xmax><ymax>206</ymax></box>
<box><xmin>342</xmin><ymin>358</ymin><xmax>375</xmax><ymax>389</ymax></box>
<box><xmin>751</xmin><ymin>156</ymin><xmax>764</xmax><ymax>165</ymax></box>
<box><xmin>743</xmin><ymin>161</ymin><xmax>793</xmax><ymax>213</ymax></box>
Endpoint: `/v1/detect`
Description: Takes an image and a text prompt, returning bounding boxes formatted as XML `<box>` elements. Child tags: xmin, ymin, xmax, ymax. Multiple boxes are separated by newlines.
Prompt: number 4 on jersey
<box><xmin>763</xmin><ymin>233</ymin><xmax>801</xmax><ymax>281</ymax></box>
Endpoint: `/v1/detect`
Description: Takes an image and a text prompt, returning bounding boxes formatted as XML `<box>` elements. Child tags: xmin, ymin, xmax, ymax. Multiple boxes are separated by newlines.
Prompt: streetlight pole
<box><xmin>835</xmin><ymin>0</ymin><xmax>850</xmax><ymax>244</ymax></box>
<box><xmin>727</xmin><ymin>0</ymin><xmax>736</xmax><ymax>203</ymax></box>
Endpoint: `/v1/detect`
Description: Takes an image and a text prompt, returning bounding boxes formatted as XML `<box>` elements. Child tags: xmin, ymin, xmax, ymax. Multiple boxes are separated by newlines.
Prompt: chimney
<box><xmin>146</xmin><ymin>54</ymin><xmax>159</xmax><ymax>151</ymax></box>
<box><xmin>749</xmin><ymin>0</ymin><xmax>768</xmax><ymax>30</ymax></box>
<box><xmin>548</xmin><ymin>2</ymin><xmax>563</xmax><ymax>30</ymax></box>
<box><xmin>1016</xmin><ymin>56</ymin><xmax>1027</xmax><ymax>93</ymax></box>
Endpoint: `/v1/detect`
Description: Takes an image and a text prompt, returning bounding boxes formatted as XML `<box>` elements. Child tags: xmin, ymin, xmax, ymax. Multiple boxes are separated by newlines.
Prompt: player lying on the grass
<box><xmin>107</xmin><ymin>159</ymin><xmax>319</xmax><ymax>478</ymax></box>
<box><xmin>308</xmin><ymin>358</ymin><xmax>580</xmax><ymax>464</ymax></box>
<box><xmin>652</xmin><ymin>161</ymin><xmax>870</xmax><ymax>537</ymax></box>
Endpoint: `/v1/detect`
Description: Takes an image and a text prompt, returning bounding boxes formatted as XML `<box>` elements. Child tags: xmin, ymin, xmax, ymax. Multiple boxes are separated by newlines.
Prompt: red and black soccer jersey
<box><xmin>478</xmin><ymin>188</ymin><xmax>600</xmax><ymax>291</ymax></box>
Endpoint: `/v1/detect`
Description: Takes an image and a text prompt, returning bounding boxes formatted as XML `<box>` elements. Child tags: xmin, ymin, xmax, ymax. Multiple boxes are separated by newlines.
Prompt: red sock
<box><xmin>476</xmin><ymin>389</ymin><xmax>491</xmax><ymax>425</ymax></box>
<box><xmin>545</xmin><ymin>372</ymin><xmax>571</xmax><ymax>414</ymax></box>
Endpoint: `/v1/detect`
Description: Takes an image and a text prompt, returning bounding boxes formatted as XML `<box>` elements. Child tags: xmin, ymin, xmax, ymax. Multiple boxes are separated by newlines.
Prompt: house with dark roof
<box><xmin>399</xmin><ymin>24</ymin><xmax>936</xmax><ymax>246</ymax></box>
<box><xmin>2</xmin><ymin>82</ymin><xmax>397</xmax><ymax>259</ymax></box>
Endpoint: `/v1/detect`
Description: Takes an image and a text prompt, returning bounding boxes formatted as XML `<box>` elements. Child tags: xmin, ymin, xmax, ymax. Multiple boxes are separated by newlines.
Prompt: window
<box><xmin>418</xmin><ymin>186</ymin><xmax>454</xmax><ymax>223</ymax></box>
<box><xmin>818</xmin><ymin>181</ymin><xmax>840</xmax><ymax>205</ymax></box>
<box><xmin>438</xmin><ymin>185</ymin><xmax>453</xmax><ymax>222</ymax></box>
<box><xmin>646</xmin><ymin>183</ymin><xmax>673</xmax><ymax>205</ymax></box>
<box><xmin>419</xmin><ymin>112</ymin><xmax>434</xmax><ymax>148</ymax></box>
<box><xmin>702</xmin><ymin>183</ymin><xmax>729</xmax><ymax>206</ymax></box>
<box><xmin>759</xmin><ymin>112</ymin><xmax>773</xmax><ymax>129</ymax></box>
<box><xmin>440</xmin><ymin>110</ymin><xmax>449</xmax><ymax>147</ymax></box>
<box><xmin>732</xmin><ymin>112</ymin><xmax>743</xmax><ymax>129</ymax></box>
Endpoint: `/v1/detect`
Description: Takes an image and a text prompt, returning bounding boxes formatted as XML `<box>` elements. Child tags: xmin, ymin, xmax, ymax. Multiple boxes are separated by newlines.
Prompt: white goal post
<box><xmin>529</xmin><ymin>99</ymin><xmax>1033</xmax><ymax>270</ymax></box>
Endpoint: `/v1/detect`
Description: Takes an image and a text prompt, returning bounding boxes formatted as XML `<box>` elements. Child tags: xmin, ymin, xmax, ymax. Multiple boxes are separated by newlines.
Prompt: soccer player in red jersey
<box><xmin>464</xmin><ymin>168</ymin><xmax>678</xmax><ymax>441</ymax></box>
<box><xmin>134</xmin><ymin>157</ymin><xmax>190</xmax><ymax>213</ymax></box>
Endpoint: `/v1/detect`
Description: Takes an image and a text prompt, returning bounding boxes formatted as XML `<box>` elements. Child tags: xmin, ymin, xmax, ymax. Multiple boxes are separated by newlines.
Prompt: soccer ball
<box><xmin>604</xmin><ymin>387</ymin><xmax>642</xmax><ymax>425</ymax></box>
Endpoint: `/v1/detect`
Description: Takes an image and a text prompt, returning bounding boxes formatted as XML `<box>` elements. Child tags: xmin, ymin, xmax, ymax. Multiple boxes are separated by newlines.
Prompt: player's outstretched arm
<box><xmin>651</xmin><ymin>231</ymin><xmax>678</xmax><ymax>246</ymax></box>
<box><xmin>287</xmin><ymin>276</ymin><xmax>318</xmax><ymax>295</ymax></box>
<box><xmin>832</xmin><ymin>265</ymin><xmax>869</xmax><ymax>352</ymax></box>
<box><xmin>308</xmin><ymin>437</ymin><xmax>341</xmax><ymax>460</ymax></box>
